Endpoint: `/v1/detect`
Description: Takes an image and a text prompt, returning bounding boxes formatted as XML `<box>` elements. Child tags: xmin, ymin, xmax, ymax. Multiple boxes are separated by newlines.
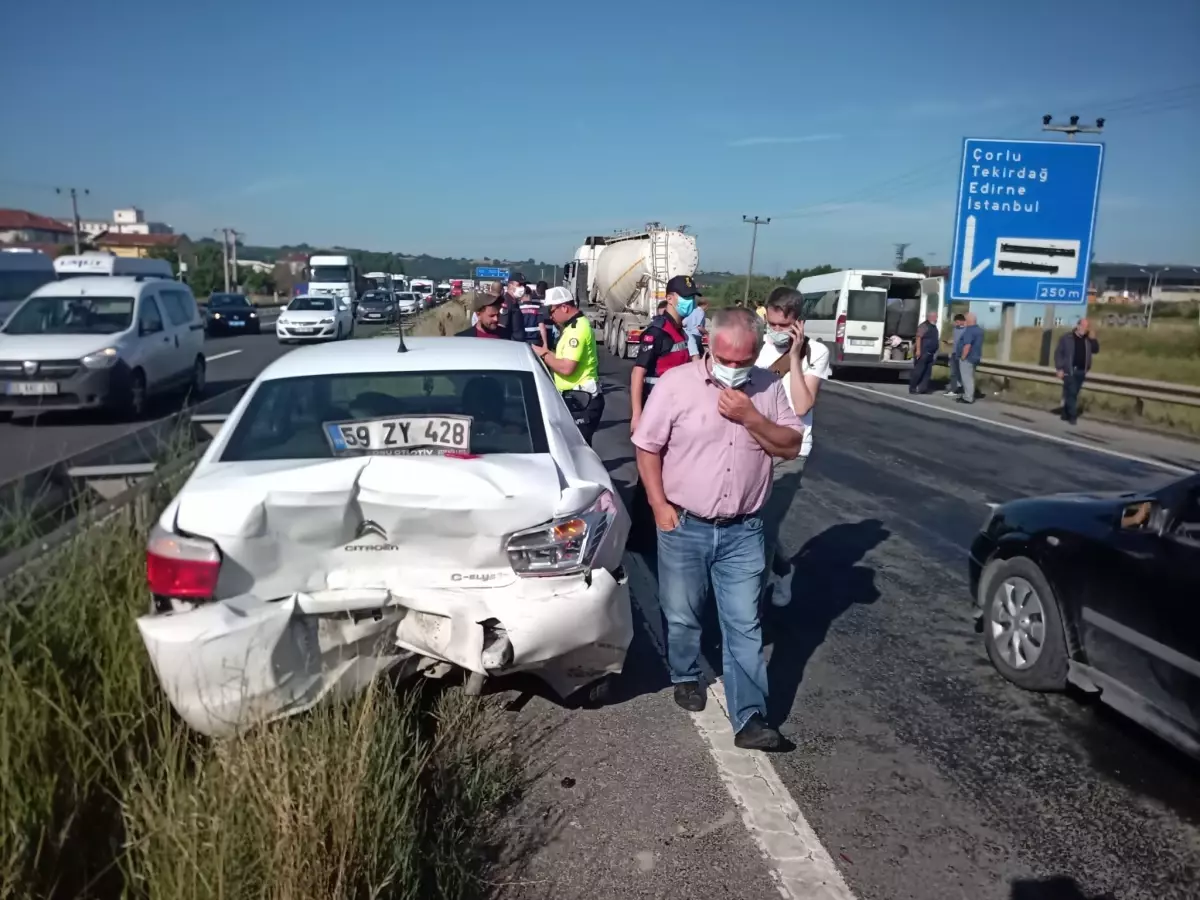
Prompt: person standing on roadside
<box><xmin>457</xmin><ymin>294</ymin><xmax>506</xmax><ymax>338</ymax></box>
<box><xmin>629</xmin><ymin>275</ymin><xmax>698</xmax><ymax>434</ymax></box>
<box><xmin>755</xmin><ymin>287</ymin><xmax>829</xmax><ymax>606</ymax></box>
<box><xmin>682</xmin><ymin>296</ymin><xmax>709</xmax><ymax>358</ymax></box>
<box><xmin>909</xmin><ymin>310</ymin><xmax>940</xmax><ymax>395</ymax></box>
<box><xmin>956</xmin><ymin>312</ymin><xmax>985</xmax><ymax>404</ymax></box>
<box><xmin>1054</xmin><ymin>317</ymin><xmax>1100</xmax><ymax>425</ymax></box>
<box><xmin>533</xmin><ymin>286</ymin><xmax>604</xmax><ymax>444</ymax></box>
<box><xmin>943</xmin><ymin>313</ymin><xmax>966</xmax><ymax>397</ymax></box>
<box><xmin>633</xmin><ymin>307</ymin><xmax>803</xmax><ymax>751</ymax></box>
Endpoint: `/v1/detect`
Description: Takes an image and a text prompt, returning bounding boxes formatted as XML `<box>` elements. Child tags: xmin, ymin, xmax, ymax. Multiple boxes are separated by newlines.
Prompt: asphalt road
<box><xmin>498</xmin><ymin>354</ymin><xmax>1200</xmax><ymax>900</ymax></box>
<box><xmin>0</xmin><ymin>314</ymin><xmax>402</xmax><ymax>484</ymax></box>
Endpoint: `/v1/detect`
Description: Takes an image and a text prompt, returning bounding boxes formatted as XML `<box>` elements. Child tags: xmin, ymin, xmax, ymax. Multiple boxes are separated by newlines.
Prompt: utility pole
<box><xmin>218</xmin><ymin>228</ymin><xmax>231</xmax><ymax>294</ymax></box>
<box><xmin>893</xmin><ymin>243</ymin><xmax>910</xmax><ymax>269</ymax></box>
<box><xmin>56</xmin><ymin>187</ymin><xmax>89</xmax><ymax>254</ymax></box>
<box><xmin>230</xmin><ymin>229</ymin><xmax>243</xmax><ymax>291</ymax></box>
<box><xmin>742</xmin><ymin>216</ymin><xmax>770</xmax><ymax>306</ymax></box>
<box><xmin>1037</xmin><ymin>114</ymin><xmax>1105</xmax><ymax>365</ymax></box>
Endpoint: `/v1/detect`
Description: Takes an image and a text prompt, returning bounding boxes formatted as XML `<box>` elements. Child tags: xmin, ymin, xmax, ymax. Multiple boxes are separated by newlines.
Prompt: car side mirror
<box><xmin>1119</xmin><ymin>500</ymin><xmax>1160</xmax><ymax>532</ymax></box>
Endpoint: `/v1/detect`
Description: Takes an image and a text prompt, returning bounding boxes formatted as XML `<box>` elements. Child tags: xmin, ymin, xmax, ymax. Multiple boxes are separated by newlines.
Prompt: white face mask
<box><xmin>766</xmin><ymin>330</ymin><xmax>791</xmax><ymax>349</ymax></box>
<box><xmin>511</xmin><ymin>285</ymin><xmax>526</xmax><ymax>298</ymax></box>
<box><xmin>711</xmin><ymin>360</ymin><xmax>752</xmax><ymax>389</ymax></box>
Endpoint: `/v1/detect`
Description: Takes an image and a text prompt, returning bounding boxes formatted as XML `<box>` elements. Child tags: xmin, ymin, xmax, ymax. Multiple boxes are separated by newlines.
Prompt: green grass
<box><xmin>1</xmin><ymin>465</ymin><xmax>519</xmax><ymax>900</ymax></box>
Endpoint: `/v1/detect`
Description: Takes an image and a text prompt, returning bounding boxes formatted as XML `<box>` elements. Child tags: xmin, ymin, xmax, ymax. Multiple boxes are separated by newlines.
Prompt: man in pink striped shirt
<box><xmin>632</xmin><ymin>306</ymin><xmax>803</xmax><ymax>750</ymax></box>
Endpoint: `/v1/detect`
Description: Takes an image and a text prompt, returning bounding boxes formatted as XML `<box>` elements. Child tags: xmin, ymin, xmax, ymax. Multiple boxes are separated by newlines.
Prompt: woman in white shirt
<box><xmin>755</xmin><ymin>287</ymin><xmax>832</xmax><ymax>607</ymax></box>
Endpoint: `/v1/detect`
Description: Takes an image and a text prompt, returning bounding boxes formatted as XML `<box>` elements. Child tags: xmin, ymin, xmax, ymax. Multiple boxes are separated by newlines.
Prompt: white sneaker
<box><xmin>768</xmin><ymin>568</ymin><xmax>794</xmax><ymax>608</ymax></box>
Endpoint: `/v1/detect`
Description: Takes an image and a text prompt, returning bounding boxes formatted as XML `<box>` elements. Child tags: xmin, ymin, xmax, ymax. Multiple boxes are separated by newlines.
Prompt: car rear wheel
<box><xmin>121</xmin><ymin>368</ymin><xmax>148</xmax><ymax>420</ymax></box>
<box><xmin>188</xmin><ymin>355</ymin><xmax>206</xmax><ymax>400</ymax></box>
<box><xmin>980</xmin><ymin>556</ymin><xmax>1069</xmax><ymax>692</ymax></box>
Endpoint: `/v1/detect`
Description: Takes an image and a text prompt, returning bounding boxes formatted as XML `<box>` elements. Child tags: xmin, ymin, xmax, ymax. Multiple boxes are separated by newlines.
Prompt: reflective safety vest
<box><xmin>553</xmin><ymin>314</ymin><xmax>600</xmax><ymax>394</ymax></box>
<box><xmin>645</xmin><ymin>316</ymin><xmax>691</xmax><ymax>387</ymax></box>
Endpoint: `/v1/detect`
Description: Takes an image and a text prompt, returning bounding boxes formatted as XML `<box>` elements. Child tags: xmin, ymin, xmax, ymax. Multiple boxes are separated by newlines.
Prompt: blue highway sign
<box><xmin>474</xmin><ymin>266</ymin><xmax>511</xmax><ymax>280</ymax></box>
<box><xmin>949</xmin><ymin>138</ymin><xmax>1104</xmax><ymax>306</ymax></box>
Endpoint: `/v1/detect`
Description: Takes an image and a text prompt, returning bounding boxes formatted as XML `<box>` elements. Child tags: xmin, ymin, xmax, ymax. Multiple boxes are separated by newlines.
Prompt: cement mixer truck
<box><xmin>563</xmin><ymin>225</ymin><xmax>698</xmax><ymax>358</ymax></box>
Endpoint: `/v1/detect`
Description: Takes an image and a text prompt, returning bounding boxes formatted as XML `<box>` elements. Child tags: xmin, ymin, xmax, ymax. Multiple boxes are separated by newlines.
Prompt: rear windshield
<box><xmin>221</xmin><ymin>369</ymin><xmax>548</xmax><ymax>461</ymax></box>
<box><xmin>846</xmin><ymin>290</ymin><xmax>887</xmax><ymax>322</ymax></box>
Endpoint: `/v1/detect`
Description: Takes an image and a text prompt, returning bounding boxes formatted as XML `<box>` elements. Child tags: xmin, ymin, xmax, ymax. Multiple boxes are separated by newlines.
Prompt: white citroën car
<box><xmin>139</xmin><ymin>336</ymin><xmax>632</xmax><ymax>737</ymax></box>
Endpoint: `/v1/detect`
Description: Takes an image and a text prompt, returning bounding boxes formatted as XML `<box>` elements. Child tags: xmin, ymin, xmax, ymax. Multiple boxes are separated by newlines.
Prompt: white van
<box><xmin>0</xmin><ymin>276</ymin><xmax>206</xmax><ymax>419</ymax></box>
<box><xmin>0</xmin><ymin>249</ymin><xmax>56</xmax><ymax>324</ymax></box>
<box><xmin>797</xmin><ymin>269</ymin><xmax>945</xmax><ymax>373</ymax></box>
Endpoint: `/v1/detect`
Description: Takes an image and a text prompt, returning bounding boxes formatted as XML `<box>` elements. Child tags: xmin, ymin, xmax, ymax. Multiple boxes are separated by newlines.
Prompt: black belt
<box><xmin>676</xmin><ymin>507</ymin><xmax>755</xmax><ymax>527</ymax></box>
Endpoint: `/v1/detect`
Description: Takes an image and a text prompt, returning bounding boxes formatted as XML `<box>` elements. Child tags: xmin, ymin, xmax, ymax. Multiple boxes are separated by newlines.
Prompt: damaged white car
<box><xmin>138</xmin><ymin>336</ymin><xmax>632</xmax><ymax>737</ymax></box>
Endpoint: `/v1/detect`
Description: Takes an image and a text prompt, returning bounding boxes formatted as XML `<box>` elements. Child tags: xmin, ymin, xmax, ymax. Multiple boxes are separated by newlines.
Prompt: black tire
<box><xmin>188</xmin><ymin>355</ymin><xmax>206</xmax><ymax>400</ymax></box>
<box><xmin>251</xmin><ymin>322</ymin><xmax>261</xmax><ymax>334</ymax></box>
<box><xmin>581</xmin><ymin>673</ymin><xmax>617</xmax><ymax>708</ymax></box>
<box><xmin>122</xmin><ymin>368</ymin><xmax>148</xmax><ymax>420</ymax></box>
<box><xmin>0</xmin><ymin>411</ymin><xmax>11</xmax><ymax>423</ymax></box>
<box><xmin>979</xmin><ymin>556</ymin><xmax>1069</xmax><ymax>692</ymax></box>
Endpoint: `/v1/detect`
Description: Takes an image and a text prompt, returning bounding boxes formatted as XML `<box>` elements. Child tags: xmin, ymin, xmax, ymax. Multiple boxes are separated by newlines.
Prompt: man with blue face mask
<box><xmin>629</xmin><ymin>275</ymin><xmax>700</xmax><ymax>434</ymax></box>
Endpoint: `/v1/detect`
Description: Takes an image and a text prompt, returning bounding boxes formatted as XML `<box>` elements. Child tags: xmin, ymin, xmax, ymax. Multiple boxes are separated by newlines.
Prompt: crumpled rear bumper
<box><xmin>137</xmin><ymin>567</ymin><xmax>631</xmax><ymax>737</ymax></box>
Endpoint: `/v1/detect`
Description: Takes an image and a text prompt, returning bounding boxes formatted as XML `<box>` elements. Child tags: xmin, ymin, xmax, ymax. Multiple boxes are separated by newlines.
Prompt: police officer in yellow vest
<box><xmin>533</xmin><ymin>285</ymin><xmax>603</xmax><ymax>445</ymax></box>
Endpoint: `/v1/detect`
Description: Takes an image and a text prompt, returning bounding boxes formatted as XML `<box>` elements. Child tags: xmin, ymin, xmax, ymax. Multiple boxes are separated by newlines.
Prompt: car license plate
<box><xmin>848</xmin><ymin>338</ymin><xmax>875</xmax><ymax>347</ymax></box>
<box><xmin>230</xmin><ymin>320</ymin><xmax>245</xmax><ymax>327</ymax></box>
<box><xmin>323</xmin><ymin>415</ymin><xmax>473</xmax><ymax>455</ymax></box>
<box><xmin>6</xmin><ymin>381</ymin><xmax>58</xmax><ymax>396</ymax></box>
<box><xmin>367</xmin><ymin>313</ymin><xmax>381</xmax><ymax>319</ymax></box>
<box><xmin>293</xmin><ymin>327</ymin><xmax>316</xmax><ymax>334</ymax></box>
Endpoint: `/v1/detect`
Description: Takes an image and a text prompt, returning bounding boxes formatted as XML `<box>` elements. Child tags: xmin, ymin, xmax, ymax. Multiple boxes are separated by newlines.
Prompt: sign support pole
<box><xmin>999</xmin><ymin>303</ymin><xmax>1016</xmax><ymax>362</ymax></box>
<box><xmin>1038</xmin><ymin>116</ymin><xmax>1104</xmax><ymax>365</ymax></box>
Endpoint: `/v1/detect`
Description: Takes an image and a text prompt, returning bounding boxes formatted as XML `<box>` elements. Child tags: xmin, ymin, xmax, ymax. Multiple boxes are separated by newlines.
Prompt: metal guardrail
<box><xmin>0</xmin><ymin>386</ymin><xmax>247</xmax><ymax>565</ymax></box>
<box><xmin>973</xmin><ymin>360</ymin><xmax>1200</xmax><ymax>410</ymax></box>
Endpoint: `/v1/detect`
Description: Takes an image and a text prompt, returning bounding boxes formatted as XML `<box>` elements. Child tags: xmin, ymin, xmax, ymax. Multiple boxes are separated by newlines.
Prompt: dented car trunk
<box><xmin>138</xmin><ymin>452</ymin><xmax>632</xmax><ymax>737</ymax></box>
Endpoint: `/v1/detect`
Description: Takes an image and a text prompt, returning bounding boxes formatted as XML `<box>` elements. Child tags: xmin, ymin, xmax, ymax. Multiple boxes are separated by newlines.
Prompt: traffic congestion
<box><xmin>2</xmin><ymin>236</ymin><xmax>1197</xmax><ymax>899</ymax></box>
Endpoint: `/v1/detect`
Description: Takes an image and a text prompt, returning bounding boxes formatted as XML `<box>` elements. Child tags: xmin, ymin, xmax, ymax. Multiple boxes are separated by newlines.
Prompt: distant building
<box><xmin>77</xmin><ymin>207</ymin><xmax>174</xmax><ymax>237</ymax></box>
<box><xmin>0</xmin><ymin>209</ymin><xmax>74</xmax><ymax>245</ymax></box>
<box><xmin>92</xmin><ymin>232</ymin><xmax>179</xmax><ymax>259</ymax></box>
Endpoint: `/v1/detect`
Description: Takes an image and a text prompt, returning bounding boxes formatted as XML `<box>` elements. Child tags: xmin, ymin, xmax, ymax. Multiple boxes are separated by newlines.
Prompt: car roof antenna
<box><xmin>394</xmin><ymin>275</ymin><xmax>408</xmax><ymax>353</ymax></box>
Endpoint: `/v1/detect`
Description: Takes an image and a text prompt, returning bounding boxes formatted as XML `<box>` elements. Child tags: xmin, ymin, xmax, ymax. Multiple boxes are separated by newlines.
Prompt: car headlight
<box><xmin>212</xmin><ymin>312</ymin><xmax>222</xmax><ymax>319</ymax></box>
<box><xmin>81</xmin><ymin>347</ymin><xmax>121</xmax><ymax>369</ymax></box>
<box><xmin>505</xmin><ymin>491</ymin><xmax>616</xmax><ymax>577</ymax></box>
<box><xmin>249</xmin><ymin>312</ymin><xmax>257</xmax><ymax>318</ymax></box>
<box><xmin>319</xmin><ymin>318</ymin><xmax>334</xmax><ymax>324</ymax></box>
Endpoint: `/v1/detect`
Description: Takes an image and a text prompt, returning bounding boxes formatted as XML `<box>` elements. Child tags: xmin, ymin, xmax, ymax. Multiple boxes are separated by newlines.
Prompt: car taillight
<box><xmin>627</xmin><ymin>330</ymin><xmax>642</xmax><ymax>343</ymax></box>
<box><xmin>504</xmin><ymin>491</ymin><xmax>616</xmax><ymax>577</ymax></box>
<box><xmin>835</xmin><ymin>314</ymin><xmax>847</xmax><ymax>345</ymax></box>
<box><xmin>146</xmin><ymin>523</ymin><xmax>221</xmax><ymax>600</ymax></box>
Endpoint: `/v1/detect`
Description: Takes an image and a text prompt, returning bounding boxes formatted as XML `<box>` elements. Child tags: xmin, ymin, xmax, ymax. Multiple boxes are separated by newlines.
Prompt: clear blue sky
<box><xmin>2</xmin><ymin>0</ymin><xmax>1197</xmax><ymax>273</ymax></box>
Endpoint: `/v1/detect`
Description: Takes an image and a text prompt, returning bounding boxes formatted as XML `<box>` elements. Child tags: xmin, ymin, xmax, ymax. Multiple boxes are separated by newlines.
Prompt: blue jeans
<box><xmin>657</xmin><ymin>513</ymin><xmax>769</xmax><ymax>732</ymax></box>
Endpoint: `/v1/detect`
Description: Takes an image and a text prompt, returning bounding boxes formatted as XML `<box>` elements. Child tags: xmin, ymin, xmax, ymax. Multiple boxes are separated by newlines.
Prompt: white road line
<box><xmin>204</xmin><ymin>350</ymin><xmax>242</xmax><ymax>363</ymax></box>
<box><xmin>624</xmin><ymin>553</ymin><xmax>856</xmax><ymax>900</ymax></box>
<box><xmin>826</xmin><ymin>381</ymin><xmax>1194</xmax><ymax>476</ymax></box>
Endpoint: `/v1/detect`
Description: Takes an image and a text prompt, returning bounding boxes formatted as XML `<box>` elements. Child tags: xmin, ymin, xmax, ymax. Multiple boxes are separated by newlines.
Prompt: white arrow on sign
<box><xmin>958</xmin><ymin>215</ymin><xmax>992</xmax><ymax>295</ymax></box>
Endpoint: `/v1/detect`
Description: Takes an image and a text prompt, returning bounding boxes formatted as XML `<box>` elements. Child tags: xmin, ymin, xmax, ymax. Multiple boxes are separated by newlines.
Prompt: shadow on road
<box><xmin>1010</xmin><ymin>876</ymin><xmax>1116</xmax><ymax>899</ymax></box>
<box><xmin>764</xmin><ymin>518</ymin><xmax>889</xmax><ymax>726</ymax></box>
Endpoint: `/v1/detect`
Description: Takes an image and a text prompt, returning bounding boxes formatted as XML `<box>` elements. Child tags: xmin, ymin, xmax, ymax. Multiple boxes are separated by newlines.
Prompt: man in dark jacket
<box><xmin>908</xmin><ymin>311</ymin><xmax>940</xmax><ymax>394</ymax></box>
<box><xmin>1054</xmin><ymin>318</ymin><xmax>1100</xmax><ymax>425</ymax></box>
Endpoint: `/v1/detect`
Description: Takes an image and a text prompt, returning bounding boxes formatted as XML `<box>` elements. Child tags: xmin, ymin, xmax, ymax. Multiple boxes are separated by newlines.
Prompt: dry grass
<box><xmin>1</xmin><ymin>472</ymin><xmax>519</xmax><ymax>900</ymax></box>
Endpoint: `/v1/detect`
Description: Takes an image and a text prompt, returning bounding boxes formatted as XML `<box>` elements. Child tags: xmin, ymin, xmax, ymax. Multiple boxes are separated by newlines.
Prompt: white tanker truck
<box><xmin>563</xmin><ymin>224</ymin><xmax>698</xmax><ymax>358</ymax></box>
